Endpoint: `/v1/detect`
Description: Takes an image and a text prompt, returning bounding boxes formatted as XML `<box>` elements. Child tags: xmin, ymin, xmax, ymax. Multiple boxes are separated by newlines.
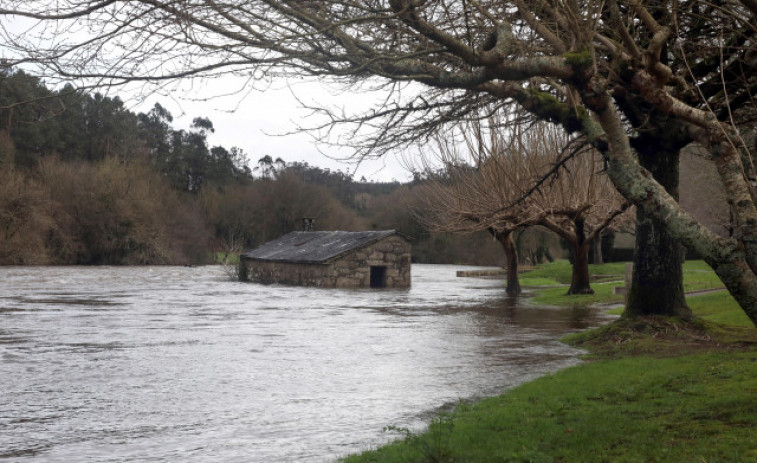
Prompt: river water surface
<box><xmin>0</xmin><ymin>264</ymin><xmax>611</xmax><ymax>462</ymax></box>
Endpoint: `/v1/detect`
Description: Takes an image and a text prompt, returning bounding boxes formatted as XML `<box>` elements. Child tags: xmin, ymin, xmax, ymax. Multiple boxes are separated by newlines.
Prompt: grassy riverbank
<box><xmin>519</xmin><ymin>260</ymin><xmax>727</xmax><ymax>308</ymax></box>
<box><xmin>340</xmin><ymin>261</ymin><xmax>757</xmax><ymax>463</ymax></box>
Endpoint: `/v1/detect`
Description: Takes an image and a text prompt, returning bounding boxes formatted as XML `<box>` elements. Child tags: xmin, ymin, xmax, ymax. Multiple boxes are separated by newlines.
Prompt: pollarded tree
<box><xmin>421</xmin><ymin>121</ymin><xmax>631</xmax><ymax>295</ymax></box>
<box><xmin>519</xmin><ymin>127</ymin><xmax>633</xmax><ymax>295</ymax></box>
<box><xmin>418</xmin><ymin>158</ymin><xmax>527</xmax><ymax>296</ymax></box>
<box><xmin>2</xmin><ymin>0</ymin><xmax>757</xmax><ymax>323</ymax></box>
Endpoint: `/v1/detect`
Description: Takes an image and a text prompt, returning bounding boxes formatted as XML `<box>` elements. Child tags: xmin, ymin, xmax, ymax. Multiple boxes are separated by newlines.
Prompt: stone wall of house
<box><xmin>329</xmin><ymin>235</ymin><xmax>411</xmax><ymax>288</ymax></box>
<box><xmin>243</xmin><ymin>260</ymin><xmax>330</xmax><ymax>286</ymax></box>
<box><xmin>242</xmin><ymin>235</ymin><xmax>411</xmax><ymax>288</ymax></box>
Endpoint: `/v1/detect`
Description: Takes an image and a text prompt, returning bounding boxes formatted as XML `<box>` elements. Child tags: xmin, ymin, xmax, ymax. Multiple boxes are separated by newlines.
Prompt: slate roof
<box><xmin>241</xmin><ymin>230</ymin><xmax>401</xmax><ymax>264</ymax></box>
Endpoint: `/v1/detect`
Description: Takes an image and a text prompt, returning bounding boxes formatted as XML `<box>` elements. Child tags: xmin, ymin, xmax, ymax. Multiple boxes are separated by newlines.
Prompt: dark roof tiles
<box><xmin>241</xmin><ymin>230</ymin><xmax>401</xmax><ymax>264</ymax></box>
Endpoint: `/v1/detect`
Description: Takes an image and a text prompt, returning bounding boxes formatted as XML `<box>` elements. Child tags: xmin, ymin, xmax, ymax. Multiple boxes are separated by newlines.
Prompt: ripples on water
<box><xmin>0</xmin><ymin>265</ymin><xmax>613</xmax><ymax>462</ymax></box>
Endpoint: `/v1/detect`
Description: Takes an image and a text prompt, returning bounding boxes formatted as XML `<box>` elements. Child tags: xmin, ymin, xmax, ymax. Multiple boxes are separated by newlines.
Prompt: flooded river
<box><xmin>0</xmin><ymin>264</ymin><xmax>612</xmax><ymax>462</ymax></box>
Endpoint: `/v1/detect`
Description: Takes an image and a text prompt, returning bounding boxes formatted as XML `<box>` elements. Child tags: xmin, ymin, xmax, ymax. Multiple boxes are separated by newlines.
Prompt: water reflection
<box><xmin>464</xmin><ymin>295</ymin><xmax>607</xmax><ymax>332</ymax></box>
<box><xmin>0</xmin><ymin>265</ymin><xmax>613</xmax><ymax>463</ymax></box>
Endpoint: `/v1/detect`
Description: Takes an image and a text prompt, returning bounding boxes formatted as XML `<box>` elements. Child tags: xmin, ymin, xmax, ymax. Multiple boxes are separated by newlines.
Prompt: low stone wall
<box><xmin>242</xmin><ymin>235</ymin><xmax>411</xmax><ymax>288</ymax></box>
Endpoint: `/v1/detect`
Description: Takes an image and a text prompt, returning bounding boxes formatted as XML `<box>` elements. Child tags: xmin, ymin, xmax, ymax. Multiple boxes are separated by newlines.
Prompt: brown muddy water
<box><xmin>0</xmin><ymin>264</ymin><xmax>613</xmax><ymax>462</ymax></box>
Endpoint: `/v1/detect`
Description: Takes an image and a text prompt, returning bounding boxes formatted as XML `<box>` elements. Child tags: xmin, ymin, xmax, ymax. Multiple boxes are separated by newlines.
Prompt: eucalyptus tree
<box><xmin>137</xmin><ymin>103</ymin><xmax>173</xmax><ymax>164</ymax></box>
<box><xmin>2</xmin><ymin>0</ymin><xmax>757</xmax><ymax>322</ymax></box>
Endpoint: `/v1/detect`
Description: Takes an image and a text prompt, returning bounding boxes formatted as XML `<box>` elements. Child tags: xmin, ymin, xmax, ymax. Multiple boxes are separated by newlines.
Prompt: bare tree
<box><xmin>418</xmin><ymin>161</ymin><xmax>527</xmax><ymax>295</ymax></box>
<box><xmin>421</xmin><ymin>121</ymin><xmax>631</xmax><ymax>295</ymax></box>
<box><xmin>1</xmin><ymin>0</ymin><xmax>757</xmax><ymax>322</ymax></box>
<box><xmin>0</xmin><ymin>165</ymin><xmax>52</xmax><ymax>264</ymax></box>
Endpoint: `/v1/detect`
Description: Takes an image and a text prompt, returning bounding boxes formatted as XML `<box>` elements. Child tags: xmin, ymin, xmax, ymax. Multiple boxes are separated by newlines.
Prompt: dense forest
<box><xmin>0</xmin><ymin>69</ymin><xmax>524</xmax><ymax>266</ymax></box>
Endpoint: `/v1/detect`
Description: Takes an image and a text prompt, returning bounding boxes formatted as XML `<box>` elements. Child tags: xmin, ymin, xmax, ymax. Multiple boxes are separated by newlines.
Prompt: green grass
<box><xmin>342</xmin><ymin>350</ymin><xmax>757</xmax><ymax>463</ymax></box>
<box><xmin>519</xmin><ymin>260</ymin><xmax>626</xmax><ymax>286</ymax></box>
<box><xmin>528</xmin><ymin>281</ymin><xmax>622</xmax><ymax>307</ymax></box>
<box><xmin>604</xmin><ymin>291</ymin><xmax>743</xmax><ymax>321</ymax></box>
<box><xmin>519</xmin><ymin>260</ymin><xmax>626</xmax><ymax>307</ymax></box>
<box><xmin>688</xmin><ymin>291</ymin><xmax>753</xmax><ymax>327</ymax></box>
<box><xmin>518</xmin><ymin>259</ymin><xmax>574</xmax><ymax>284</ymax></box>
<box><xmin>340</xmin><ymin>260</ymin><xmax>757</xmax><ymax>463</ymax></box>
<box><xmin>520</xmin><ymin>260</ymin><xmax>726</xmax><ymax>308</ymax></box>
<box><xmin>683</xmin><ymin>265</ymin><xmax>725</xmax><ymax>292</ymax></box>
<box><xmin>516</xmin><ymin>276</ymin><xmax>565</xmax><ymax>286</ymax></box>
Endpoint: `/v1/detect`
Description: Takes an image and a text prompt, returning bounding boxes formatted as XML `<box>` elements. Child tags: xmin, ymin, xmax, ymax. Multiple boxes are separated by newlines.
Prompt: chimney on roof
<box><xmin>302</xmin><ymin>217</ymin><xmax>315</xmax><ymax>232</ymax></box>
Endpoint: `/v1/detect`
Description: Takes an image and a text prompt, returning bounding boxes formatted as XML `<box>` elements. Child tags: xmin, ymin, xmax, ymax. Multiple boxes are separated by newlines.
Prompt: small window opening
<box><xmin>370</xmin><ymin>266</ymin><xmax>387</xmax><ymax>288</ymax></box>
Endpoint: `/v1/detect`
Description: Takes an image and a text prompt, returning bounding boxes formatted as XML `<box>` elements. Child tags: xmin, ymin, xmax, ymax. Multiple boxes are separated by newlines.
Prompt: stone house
<box><xmin>240</xmin><ymin>230</ymin><xmax>411</xmax><ymax>288</ymax></box>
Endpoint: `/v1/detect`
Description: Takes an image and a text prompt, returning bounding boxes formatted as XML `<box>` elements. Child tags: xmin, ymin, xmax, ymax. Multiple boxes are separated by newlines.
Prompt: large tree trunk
<box><xmin>625</xmin><ymin>147</ymin><xmax>692</xmax><ymax>318</ymax></box>
<box><xmin>589</xmin><ymin>94</ymin><xmax>757</xmax><ymax>325</ymax></box>
<box><xmin>568</xmin><ymin>240</ymin><xmax>594</xmax><ymax>294</ymax></box>
<box><xmin>503</xmin><ymin>231</ymin><xmax>521</xmax><ymax>296</ymax></box>
<box><xmin>566</xmin><ymin>219</ymin><xmax>594</xmax><ymax>294</ymax></box>
<box><xmin>626</xmin><ymin>208</ymin><xmax>690</xmax><ymax>317</ymax></box>
<box><xmin>492</xmin><ymin>229</ymin><xmax>521</xmax><ymax>296</ymax></box>
<box><xmin>539</xmin><ymin>217</ymin><xmax>596</xmax><ymax>294</ymax></box>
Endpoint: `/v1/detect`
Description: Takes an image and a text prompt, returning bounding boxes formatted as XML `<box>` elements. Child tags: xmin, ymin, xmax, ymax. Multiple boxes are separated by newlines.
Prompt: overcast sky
<box><xmin>4</xmin><ymin>15</ymin><xmax>418</xmax><ymax>182</ymax></box>
<box><xmin>132</xmin><ymin>77</ymin><xmax>417</xmax><ymax>183</ymax></box>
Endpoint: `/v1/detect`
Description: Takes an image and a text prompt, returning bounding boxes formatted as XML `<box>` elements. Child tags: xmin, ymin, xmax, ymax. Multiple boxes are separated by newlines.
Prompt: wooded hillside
<box><xmin>0</xmin><ymin>69</ymin><xmax>510</xmax><ymax>266</ymax></box>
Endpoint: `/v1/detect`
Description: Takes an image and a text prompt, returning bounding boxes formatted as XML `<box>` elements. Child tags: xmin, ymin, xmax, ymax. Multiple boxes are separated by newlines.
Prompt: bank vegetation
<box><xmin>0</xmin><ymin>70</ymin><xmax>530</xmax><ymax>266</ymax></box>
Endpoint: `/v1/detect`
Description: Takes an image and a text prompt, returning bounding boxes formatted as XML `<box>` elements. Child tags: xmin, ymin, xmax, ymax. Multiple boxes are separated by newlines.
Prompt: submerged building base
<box><xmin>241</xmin><ymin>231</ymin><xmax>411</xmax><ymax>289</ymax></box>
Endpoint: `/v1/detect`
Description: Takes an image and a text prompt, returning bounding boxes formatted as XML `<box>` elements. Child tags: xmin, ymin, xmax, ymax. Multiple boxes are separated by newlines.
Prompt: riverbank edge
<box><xmin>339</xmin><ymin>291</ymin><xmax>757</xmax><ymax>462</ymax></box>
